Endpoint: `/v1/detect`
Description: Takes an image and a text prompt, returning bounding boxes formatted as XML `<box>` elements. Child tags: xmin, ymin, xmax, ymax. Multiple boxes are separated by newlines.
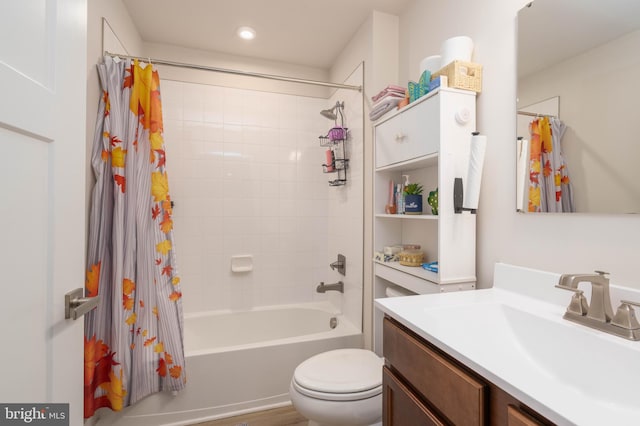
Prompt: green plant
<box><xmin>403</xmin><ymin>183</ymin><xmax>423</xmax><ymax>195</ymax></box>
<box><xmin>428</xmin><ymin>188</ymin><xmax>438</xmax><ymax>215</ymax></box>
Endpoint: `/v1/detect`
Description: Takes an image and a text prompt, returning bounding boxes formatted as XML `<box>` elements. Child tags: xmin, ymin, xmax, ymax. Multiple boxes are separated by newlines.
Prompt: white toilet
<box><xmin>289</xmin><ymin>348</ymin><xmax>383</xmax><ymax>426</ymax></box>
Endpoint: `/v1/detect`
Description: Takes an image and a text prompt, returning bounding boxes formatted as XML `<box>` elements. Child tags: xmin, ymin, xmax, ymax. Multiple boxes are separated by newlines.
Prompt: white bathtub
<box><xmin>95</xmin><ymin>302</ymin><xmax>362</xmax><ymax>426</ymax></box>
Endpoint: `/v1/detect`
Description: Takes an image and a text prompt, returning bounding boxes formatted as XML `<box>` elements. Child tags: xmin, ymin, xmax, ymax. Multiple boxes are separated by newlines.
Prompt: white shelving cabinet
<box><xmin>373</xmin><ymin>87</ymin><xmax>477</xmax><ymax>354</ymax></box>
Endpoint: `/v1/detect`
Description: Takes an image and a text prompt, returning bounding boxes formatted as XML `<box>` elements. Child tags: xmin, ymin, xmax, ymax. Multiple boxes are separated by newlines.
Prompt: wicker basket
<box><xmin>432</xmin><ymin>61</ymin><xmax>482</xmax><ymax>93</ymax></box>
<box><xmin>398</xmin><ymin>250</ymin><xmax>424</xmax><ymax>267</ymax></box>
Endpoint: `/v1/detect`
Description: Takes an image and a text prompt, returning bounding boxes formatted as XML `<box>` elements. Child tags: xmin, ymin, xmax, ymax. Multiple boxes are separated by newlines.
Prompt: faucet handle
<box><xmin>555</xmin><ymin>285</ymin><xmax>589</xmax><ymax>315</ymax></box>
<box><xmin>612</xmin><ymin>300</ymin><xmax>640</xmax><ymax>330</ymax></box>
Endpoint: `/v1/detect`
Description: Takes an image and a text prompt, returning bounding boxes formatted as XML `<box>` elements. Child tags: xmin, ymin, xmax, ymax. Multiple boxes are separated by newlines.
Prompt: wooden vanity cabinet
<box><xmin>382</xmin><ymin>317</ymin><xmax>555</xmax><ymax>426</ymax></box>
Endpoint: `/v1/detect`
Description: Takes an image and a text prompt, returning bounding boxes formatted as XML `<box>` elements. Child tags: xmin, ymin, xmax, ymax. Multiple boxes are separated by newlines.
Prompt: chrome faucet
<box><xmin>556</xmin><ymin>271</ymin><xmax>640</xmax><ymax>341</ymax></box>
<box><xmin>316</xmin><ymin>281</ymin><xmax>344</xmax><ymax>294</ymax></box>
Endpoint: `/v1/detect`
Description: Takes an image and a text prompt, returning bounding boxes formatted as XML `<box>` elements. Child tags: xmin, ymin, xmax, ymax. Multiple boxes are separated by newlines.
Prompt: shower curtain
<box><xmin>528</xmin><ymin>116</ymin><xmax>574</xmax><ymax>212</ymax></box>
<box><xmin>84</xmin><ymin>56</ymin><xmax>186</xmax><ymax>418</ymax></box>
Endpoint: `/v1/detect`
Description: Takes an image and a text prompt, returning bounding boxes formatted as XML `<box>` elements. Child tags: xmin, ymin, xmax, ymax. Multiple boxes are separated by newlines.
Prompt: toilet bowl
<box><xmin>289</xmin><ymin>348</ymin><xmax>383</xmax><ymax>426</ymax></box>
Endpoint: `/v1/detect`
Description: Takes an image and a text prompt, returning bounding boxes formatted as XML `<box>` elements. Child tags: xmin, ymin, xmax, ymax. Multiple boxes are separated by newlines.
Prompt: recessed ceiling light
<box><xmin>237</xmin><ymin>26</ymin><xmax>256</xmax><ymax>40</ymax></box>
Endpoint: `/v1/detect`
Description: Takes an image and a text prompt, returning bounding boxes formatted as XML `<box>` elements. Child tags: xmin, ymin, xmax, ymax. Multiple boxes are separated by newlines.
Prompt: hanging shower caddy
<box><xmin>319</xmin><ymin>101</ymin><xmax>349</xmax><ymax>186</ymax></box>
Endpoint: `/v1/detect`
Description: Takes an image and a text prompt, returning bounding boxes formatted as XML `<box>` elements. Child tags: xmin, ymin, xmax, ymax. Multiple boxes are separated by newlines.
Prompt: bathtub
<box><xmin>95</xmin><ymin>302</ymin><xmax>362</xmax><ymax>426</ymax></box>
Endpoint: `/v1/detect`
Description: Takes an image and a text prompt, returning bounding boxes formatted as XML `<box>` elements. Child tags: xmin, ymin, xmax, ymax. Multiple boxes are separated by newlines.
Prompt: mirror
<box><xmin>516</xmin><ymin>0</ymin><xmax>640</xmax><ymax>213</ymax></box>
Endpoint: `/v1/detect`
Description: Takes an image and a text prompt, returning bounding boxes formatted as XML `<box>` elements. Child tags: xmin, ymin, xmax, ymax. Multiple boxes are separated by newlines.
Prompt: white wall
<box><xmin>142</xmin><ymin>45</ymin><xmax>365</xmax><ymax>320</ymax></box>
<box><xmin>86</xmin><ymin>0</ymin><xmax>144</xmax><ymax>203</ymax></box>
<box><xmin>399</xmin><ymin>0</ymin><xmax>640</xmax><ymax>289</ymax></box>
<box><xmin>143</xmin><ymin>42</ymin><xmax>330</xmax><ymax>99</ymax></box>
<box><xmin>161</xmin><ymin>81</ymin><xmax>334</xmax><ymax>313</ymax></box>
<box><xmin>518</xmin><ymin>29</ymin><xmax>640</xmax><ymax>213</ymax></box>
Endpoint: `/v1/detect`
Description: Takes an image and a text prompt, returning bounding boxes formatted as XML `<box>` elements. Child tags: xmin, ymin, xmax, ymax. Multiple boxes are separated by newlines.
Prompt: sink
<box><xmin>375</xmin><ymin>263</ymin><xmax>640</xmax><ymax>424</ymax></box>
<box><xmin>421</xmin><ymin>302</ymin><xmax>640</xmax><ymax>420</ymax></box>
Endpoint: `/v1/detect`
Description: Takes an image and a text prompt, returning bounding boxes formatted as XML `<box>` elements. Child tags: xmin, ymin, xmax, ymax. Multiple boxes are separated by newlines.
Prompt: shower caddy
<box><xmin>319</xmin><ymin>102</ymin><xmax>349</xmax><ymax>186</ymax></box>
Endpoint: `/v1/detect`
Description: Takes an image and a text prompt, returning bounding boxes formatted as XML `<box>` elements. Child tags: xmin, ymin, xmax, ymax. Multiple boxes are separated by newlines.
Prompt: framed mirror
<box><xmin>516</xmin><ymin>0</ymin><xmax>640</xmax><ymax>213</ymax></box>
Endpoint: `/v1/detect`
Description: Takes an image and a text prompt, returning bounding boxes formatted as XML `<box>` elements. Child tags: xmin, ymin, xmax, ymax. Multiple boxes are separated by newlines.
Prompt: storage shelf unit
<box><xmin>373</xmin><ymin>87</ymin><xmax>477</xmax><ymax>354</ymax></box>
<box><xmin>375</xmin><ymin>214</ymin><xmax>438</xmax><ymax>220</ymax></box>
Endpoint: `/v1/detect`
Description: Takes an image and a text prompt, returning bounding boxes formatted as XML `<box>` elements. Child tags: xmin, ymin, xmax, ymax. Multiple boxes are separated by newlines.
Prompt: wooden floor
<box><xmin>192</xmin><ymin>405</ymin><xmax>308</xmax><ymax>426</ymax></box>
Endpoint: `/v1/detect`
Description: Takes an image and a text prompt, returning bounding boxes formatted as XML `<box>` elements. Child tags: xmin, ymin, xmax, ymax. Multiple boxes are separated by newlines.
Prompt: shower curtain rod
<box><xmin>517</xmin><ymin>110</ymin><xmax>557</xmax><ymax>118</ymax></box>
<box><xmin>104</xmin><ymin>51</ymin><xmax>362</xmax><ymax>92</ymax></box>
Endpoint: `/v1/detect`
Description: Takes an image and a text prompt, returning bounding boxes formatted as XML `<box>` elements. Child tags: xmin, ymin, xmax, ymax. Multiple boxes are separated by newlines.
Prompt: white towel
<box><xmin>369</xmin><ymin>97</ymin><xmax>402</xmax><ymax>121</ymax></box>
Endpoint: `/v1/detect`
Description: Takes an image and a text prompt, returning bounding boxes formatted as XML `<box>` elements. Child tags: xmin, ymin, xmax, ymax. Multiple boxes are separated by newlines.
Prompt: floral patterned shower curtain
<box><xmin>528</xmin><ymin>116</ymin><xmax>574</xmax><ymax>212</ymax></box>
<box><xmin>84</xmin><ymin>56</ymin><xmax>186</xmax><ymax>418</ymax></box>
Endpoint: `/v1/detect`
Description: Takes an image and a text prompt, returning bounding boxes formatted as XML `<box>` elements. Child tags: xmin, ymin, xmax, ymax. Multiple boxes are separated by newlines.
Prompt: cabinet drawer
<box><xmin>375</xmin><ymin>96</ymin><xmax>439</xmax><ymax>168</ymax></box>
<box><xmin>383</xmin><ymin>366</ymin><xmax>445</xmax><ymax>426</ymax></box>
<box><xmin>383</xmin><ymin>318</ymin><xmax>486</xmax><ymax>426</ymax></box>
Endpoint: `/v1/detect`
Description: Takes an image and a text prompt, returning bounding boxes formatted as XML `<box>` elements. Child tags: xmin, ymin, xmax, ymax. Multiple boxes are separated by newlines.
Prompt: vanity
<box><xmin>375</xmin><ymin>263</ymin><xmax>640</xmax><ymax>425</ymax></box>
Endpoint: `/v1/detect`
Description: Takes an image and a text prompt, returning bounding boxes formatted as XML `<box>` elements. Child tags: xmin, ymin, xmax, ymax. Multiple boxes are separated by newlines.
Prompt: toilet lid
<box><xmin>293</xmin><ymin>349</ymin><xmax>383</xmax><ymax>395</ymax></box>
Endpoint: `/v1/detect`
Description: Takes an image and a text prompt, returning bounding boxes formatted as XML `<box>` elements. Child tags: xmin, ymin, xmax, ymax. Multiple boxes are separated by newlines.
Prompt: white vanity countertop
<box><xmin>375</xmin><ymin>263</ymin><xmax>640</xmax><ymax>426</ymax></box>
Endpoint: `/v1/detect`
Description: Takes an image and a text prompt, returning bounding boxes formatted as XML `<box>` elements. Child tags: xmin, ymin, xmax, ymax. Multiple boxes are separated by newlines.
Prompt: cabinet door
<box><xmin>383</xmin><ymin>318</ymin><xmax>486</xmax><ymax>426</ymax></box>
<box><xmin>383</xmin><ymin>367</ymin><xmax>445</xmax><ymax>426</ymax></box>
<box><xmin>507</xmin><ymin>405</ymin><xmax>546</xmax><ymax>426</ymax></box>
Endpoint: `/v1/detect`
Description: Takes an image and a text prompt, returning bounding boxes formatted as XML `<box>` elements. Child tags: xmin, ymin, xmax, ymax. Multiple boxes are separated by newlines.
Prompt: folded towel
<box><xmin>369</xmin><ymin>99</ymin><xmax>400</xmax><ymax>121</ymax></box>
<box><xmin>372</xmin><ymin>89</ymin><xmax>405</xmax><ymax>103</ymax></box>
<box><xmin>372</xmin><ymin>84</ymin><xmax>406</xmax><ymax>102</ymax></box>
<box><xmin>372</xmin><ymin>95</ymin><xmax>402</xmax><ymax>112</ymax></box>
<box><xmin>372</xmin><ymin>91</ymin><xmax>405</xmax><ymax>107</ymax></box>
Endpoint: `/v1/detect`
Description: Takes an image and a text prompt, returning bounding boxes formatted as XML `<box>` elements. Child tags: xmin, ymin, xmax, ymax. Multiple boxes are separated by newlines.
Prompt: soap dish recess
<box><xmin>231</xmin><ymin>255</ymin><xmax>253</xmax><ymax>272</ymax></box>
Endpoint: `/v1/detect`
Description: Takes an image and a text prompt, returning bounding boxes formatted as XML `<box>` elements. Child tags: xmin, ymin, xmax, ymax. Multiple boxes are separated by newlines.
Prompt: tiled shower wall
<box><xmin>160</xmin><ymin>80</ymin><xmax>362</xmax><ymax>326</ymax></box>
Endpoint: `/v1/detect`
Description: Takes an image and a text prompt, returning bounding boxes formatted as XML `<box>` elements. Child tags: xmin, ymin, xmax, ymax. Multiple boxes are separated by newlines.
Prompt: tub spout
<box><xmin>316</xmin><ymin>281</ymin><xmax>344</xmax><ymax>294</ymax></box>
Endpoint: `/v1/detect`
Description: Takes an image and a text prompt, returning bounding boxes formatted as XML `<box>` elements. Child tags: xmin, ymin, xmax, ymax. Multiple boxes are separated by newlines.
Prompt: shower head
<box><xmin>320</xmin><ymin>101</ymin><xmax>344</xmax><ymax>120</ymax></box>
<box><xmin>320</xmin><ymin>109</ymin><xmax>337</xmax><ymax>120</ymax></box>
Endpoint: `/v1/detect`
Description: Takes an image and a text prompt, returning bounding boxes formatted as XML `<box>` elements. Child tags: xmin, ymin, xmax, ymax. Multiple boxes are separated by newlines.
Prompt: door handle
<box><xmin>65</xmin><ymin>288</ymin><xmax>99</xmax><ymax>320</ymax></box>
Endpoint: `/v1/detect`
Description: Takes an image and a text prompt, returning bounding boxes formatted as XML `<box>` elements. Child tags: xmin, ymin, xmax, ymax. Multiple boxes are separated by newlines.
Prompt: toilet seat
<box><xmin>292</xmin><ymin>349</ymin><xmax>383</xmax><ymax>402</ymax></box>
<box><xmin>292</xmin><ymin>378</ymin><xmax>381</xmax><ymax>401</ymax></box>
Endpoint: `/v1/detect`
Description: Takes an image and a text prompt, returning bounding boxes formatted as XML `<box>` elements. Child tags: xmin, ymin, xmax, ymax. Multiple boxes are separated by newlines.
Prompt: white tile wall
<box><xmin>161</xmin><ymin>79</ymin><xmax>362</xmax><ymax>321</ymax></box>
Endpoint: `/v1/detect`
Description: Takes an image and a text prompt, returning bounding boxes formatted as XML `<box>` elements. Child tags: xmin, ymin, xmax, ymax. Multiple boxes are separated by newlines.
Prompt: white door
<box><xmin>0</xmin><ymin>1</ymin><xmax>87</xmax><ymax>424</ymax></box>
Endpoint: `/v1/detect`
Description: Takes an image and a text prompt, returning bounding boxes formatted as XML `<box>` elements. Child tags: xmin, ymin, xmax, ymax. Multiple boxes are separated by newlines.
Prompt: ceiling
<box><xmin>121</xmin><ymin>0</ymin><xmax>412</xmax><ymax>69</ymax></box>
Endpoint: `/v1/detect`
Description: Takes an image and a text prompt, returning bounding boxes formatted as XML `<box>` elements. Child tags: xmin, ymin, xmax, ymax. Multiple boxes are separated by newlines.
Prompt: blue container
<box><xmin>404</xmin><ymin>194</ymin><xmax>423</xmax><ymax>215</ymax></box>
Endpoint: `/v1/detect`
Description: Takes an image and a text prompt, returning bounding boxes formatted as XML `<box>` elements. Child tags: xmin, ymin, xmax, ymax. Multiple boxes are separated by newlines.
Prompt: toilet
<box><xmin>289</xmin><ymin>348</ymin><xmax>383</xmax><ymax>426</ymax></box>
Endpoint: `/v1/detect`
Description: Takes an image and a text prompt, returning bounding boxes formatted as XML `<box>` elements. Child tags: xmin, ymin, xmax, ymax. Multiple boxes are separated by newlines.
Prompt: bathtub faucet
<box><xmin>316</xmin><ymin>281</ymin><xmax>344</xmax><ymax>294</ymax></box>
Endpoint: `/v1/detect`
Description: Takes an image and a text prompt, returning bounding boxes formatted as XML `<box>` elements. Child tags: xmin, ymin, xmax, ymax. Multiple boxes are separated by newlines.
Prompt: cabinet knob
<box><xmin>395</xmin><ymin>133</ymin><xmax>405</xmax><ymax>142</ymax></box>
<box><xmin>455</xmin><ymin>107</ymin><xmax>471</xmax><ymax>124</ymax></box>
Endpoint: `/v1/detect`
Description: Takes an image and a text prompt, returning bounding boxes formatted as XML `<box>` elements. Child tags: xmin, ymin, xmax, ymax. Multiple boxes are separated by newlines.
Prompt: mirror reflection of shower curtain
<box><xmin>527</xmin><ymin>116</ymin><xmax>575</xmax><ymax>212</ymax></box>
